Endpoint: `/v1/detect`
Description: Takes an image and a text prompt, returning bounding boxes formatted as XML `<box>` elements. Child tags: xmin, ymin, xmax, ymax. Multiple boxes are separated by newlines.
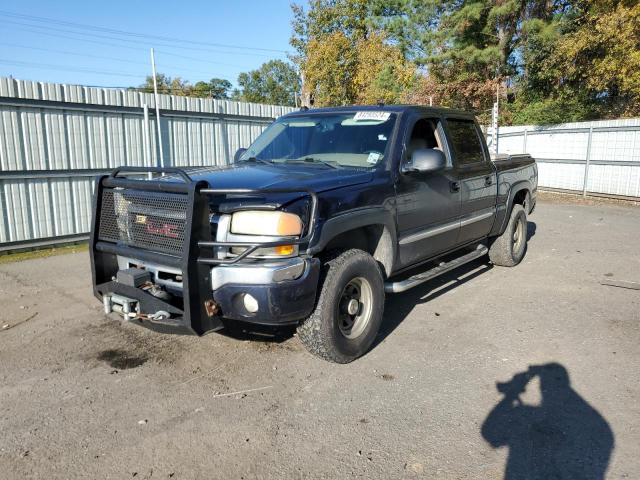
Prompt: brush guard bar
<box><xmin>90</xmin><ymin>166</ymin><xmax>319</xmax><ymax>335</ymax></box>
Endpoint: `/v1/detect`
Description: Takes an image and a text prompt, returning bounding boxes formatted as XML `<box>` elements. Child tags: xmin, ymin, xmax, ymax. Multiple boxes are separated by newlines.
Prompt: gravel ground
<box><xmin>1</xmin><ymin>198</ymin><xmax>638</xmax><ymax>480</ymax></box>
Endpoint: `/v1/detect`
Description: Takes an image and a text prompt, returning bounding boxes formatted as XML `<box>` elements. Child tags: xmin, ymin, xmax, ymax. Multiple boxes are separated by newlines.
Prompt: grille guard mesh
<box><xmin>98</xmin><ymin>189</ymin><xmax>189</xmax><ymax>256</ymax></box>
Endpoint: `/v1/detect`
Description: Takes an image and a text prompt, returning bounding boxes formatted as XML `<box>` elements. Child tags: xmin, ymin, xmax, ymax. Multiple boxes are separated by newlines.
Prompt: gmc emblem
<box><xmin>145</xmin><ymin>221</ymin><xmax>180</xmax><ymax>239</ymax></box>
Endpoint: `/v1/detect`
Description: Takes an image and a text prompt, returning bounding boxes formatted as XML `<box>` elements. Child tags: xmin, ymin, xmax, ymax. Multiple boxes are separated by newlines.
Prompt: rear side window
<box><xmin>446</xmin><ymin>119</ymin><xmax>485</xmax><ymax>165</ymax></box>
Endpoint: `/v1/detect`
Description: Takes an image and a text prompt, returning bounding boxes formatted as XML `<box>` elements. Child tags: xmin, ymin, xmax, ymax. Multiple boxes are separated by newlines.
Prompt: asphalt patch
<box><xmin>97</xmin><ymin>349</ymin><xmax>148</xmax><ymax>369</ymax></box>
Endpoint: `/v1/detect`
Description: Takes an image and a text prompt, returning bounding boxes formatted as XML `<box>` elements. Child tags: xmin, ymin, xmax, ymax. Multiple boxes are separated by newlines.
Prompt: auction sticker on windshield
<box><xmin>354</xmin><ymin>111</ymin><xmax>391</xmax><ymax>121</ymax></box>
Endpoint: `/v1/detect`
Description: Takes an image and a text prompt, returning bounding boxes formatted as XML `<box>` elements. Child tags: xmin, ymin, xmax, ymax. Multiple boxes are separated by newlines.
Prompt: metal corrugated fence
<box><xmin>491</xmin><ymin>118</ymin><xmax>640</xmax><ymax>199</ymax></box>
<box><xmin>2</xmin><ymin>78</ymin><xmax>638</xmax><ymax>252</ymax></box>
<box><xmin>0</xmin><ymin>77</ymin><xmax>295</xmax><ymax>250</ymax></box>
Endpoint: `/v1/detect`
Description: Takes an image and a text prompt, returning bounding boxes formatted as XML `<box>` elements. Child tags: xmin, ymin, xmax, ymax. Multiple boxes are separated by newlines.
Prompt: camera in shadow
<box><xmin>482</xmin><ymin>363</ymin><xmax>614</xmax><ymax>480</ymax></box>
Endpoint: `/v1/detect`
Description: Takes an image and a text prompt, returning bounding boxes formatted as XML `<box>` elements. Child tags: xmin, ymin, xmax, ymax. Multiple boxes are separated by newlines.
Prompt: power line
<box><xmin>0</xmin><ymin>59</ymin><xmax>145</xmax><ymax>79</ymax></box>
<box><xmin>0</xmin><ymin>19</ymin><xmax>280</xmax><ymax>59</ymax></box>
<box><xmin>0</xmin><ymin>42</ymin><xmax>145</xmax><ymax>66</ymax></box>
<box><xmin>0</xmin><ymin>42</ymin><xmax>240</xmax><ymax>80</ymax></box>
<box><xmin>0</xmin><ymin>10</ymin><xmax>289</xmax><ymax>54</ymax></box>
<box><xmin>0</xmin><ymin>23</ymin><xmax>259</xmax><ymax>75</ymax></box>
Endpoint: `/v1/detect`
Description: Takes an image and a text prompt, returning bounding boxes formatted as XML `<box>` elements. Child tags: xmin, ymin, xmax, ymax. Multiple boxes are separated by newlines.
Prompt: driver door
<box><xmin>395</xmin><ymin>116</ymin><xmax>462</xmax><ymax>268</ymax></box>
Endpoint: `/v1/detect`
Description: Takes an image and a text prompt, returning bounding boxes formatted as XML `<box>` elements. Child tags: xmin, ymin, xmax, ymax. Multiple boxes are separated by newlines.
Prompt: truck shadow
<box><xmin>217</xmin><ymin>320</ymin><xmax>296</xmax><ymax>344</ymax></box>
<box><xmin>218</xmin><ymin>221</ymin><xmax>536</xmax><ymax>351</ymax></box>
<box><xmin>375</xmin><ymin>257</ymin><xmax>493</xmax><ymax>347</ymax></box>
<box><xmin>482</xmin><ymin>362</ymin><xmax>614</xmax><ymax>479</ymax></box>
<box><xmin>376</xmin><ymin>220</ymin><xmax>536</xmax><ymax>347</ymax></box>
<box><xmin>220</xmin><ymin>257</ymin><xmax>494</xmax><ymax>348</ymax></box>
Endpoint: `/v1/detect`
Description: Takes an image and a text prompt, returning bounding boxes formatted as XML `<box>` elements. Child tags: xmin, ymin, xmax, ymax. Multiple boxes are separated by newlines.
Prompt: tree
<box><xmin>292</xmin><ymin>0</ymin><xmax>415</xmax><ymax>106</ymax></box>
<box><xmin>291</xmin><ymin>0</ymin><xmax>371</xmax><ymax>60</ymax></box>
<box><xmin>545</xmin><ymin>0</ymin><xmax>640</xmax><ymax>118</ymax></box>
<box><xmin>234</xmin><ymin>60</ymin><xmax>300</xmax><ymax>106</ymax></box>
<box><xmin>137</xmin><ymin>73</ymin><xmax>172</xmax><ymax>94</ymax></box>
<box><xmin>136</xmin><ymin>75</ymin><xmax>231</xmax><ymax>98</ymax></box>
<box><xmin>302</xmin><ymin>31</ymin><xmax>359</xmax><ymax>105</ymax></box>
<box><xmin>302</xmin><ymin>31</ymin><xmax>415</xmax><ymax>106</ymax></box>
<box><xmin>190</xmin><ymin>78</ymin><xmax>232</xmax><ymax>99</ymax></box>
<box><xmin>354</xmin><ymin>34</ymin><xmax>416</xmax><ymax>104</ymax></box>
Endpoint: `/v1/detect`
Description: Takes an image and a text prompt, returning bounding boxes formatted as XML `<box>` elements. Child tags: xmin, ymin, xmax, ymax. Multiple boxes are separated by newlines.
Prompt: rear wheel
<box><xmin>489</xmin><ymin>204</ymin><xmax>527</xmax><ymax>267</ymax></box>
<box><xmin>297</xmin><ymin>249</ymin><xmax>384</xmax><ymax>363</ymax></box>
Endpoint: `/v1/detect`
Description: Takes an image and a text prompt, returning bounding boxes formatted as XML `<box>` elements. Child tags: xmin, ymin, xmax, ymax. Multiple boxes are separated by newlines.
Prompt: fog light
<box><xmin>242</xmin><ymin>293</ymin><xmax>259</xmax><ymax>313</ymax></box>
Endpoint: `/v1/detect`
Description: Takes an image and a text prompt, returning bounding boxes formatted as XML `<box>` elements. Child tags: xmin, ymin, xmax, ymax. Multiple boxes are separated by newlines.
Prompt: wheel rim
<box><xmin>513</xmin><ymin>214</ymin><xmax>525</xmax><ymax>253</ymax></box>
<box><xmin>337</xmin><ymin>276</ymin><xmax>373</xmax><ymax>339</ymax></box>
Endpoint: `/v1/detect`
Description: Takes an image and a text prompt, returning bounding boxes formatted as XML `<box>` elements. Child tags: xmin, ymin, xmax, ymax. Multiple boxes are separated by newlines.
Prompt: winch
<box><xmin>102</xmin><ymin>268</ymin><xmax>172</xmax><ymax>322</ymax></box>
<box><xmin>102</xmin><ymin>292</ymin><xmax>171</xmax><ymax>322</ymax></box>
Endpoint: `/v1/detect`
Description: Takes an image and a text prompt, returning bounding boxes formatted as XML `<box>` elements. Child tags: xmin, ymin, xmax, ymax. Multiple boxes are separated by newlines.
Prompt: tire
<box><xmin>489</xmin><ymin>204</ymin><xmax>527</xmax><ymax>267</ymax></box>
<box><xmin>522</xmin><ymin>192</ymin><xmax>532</xmax><ymax>214</ymax></box>
<box><xmin>297</xmin><ymin>249</ymin><xmax>385</xmax><ymax>363</ymax></box>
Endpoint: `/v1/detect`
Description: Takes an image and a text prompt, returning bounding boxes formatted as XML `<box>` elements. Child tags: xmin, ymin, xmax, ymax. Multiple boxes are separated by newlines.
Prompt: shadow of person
<box><xmin>481</xmin><ymin>363</ymin><xmax>614</xmax><ymax>480</ymax></box>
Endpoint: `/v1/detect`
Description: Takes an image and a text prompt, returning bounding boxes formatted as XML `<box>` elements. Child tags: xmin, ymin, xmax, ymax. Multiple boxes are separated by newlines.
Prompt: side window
<box><xmin>446</xmin><ymin>119</ymin><xmax>485</xmax><ymax>166</ymax></box>
<box><xmin>405</xmin><ymin>118</ymin><xmax>443</xmax><ymax>161</ymax></box>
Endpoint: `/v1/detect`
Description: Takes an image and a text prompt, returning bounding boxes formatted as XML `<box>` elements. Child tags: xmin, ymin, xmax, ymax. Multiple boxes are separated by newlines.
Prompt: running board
<box><xmin>384</xmin><ymin>245</ymin><xmax>489</xmax><ymax>293</ymax></box>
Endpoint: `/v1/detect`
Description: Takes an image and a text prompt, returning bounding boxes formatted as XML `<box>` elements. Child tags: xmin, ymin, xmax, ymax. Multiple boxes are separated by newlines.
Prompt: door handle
<box><xmin>450</xmin><ymin>181</ymin><xmax>460</xmax><ymax>193</ymax></box>
<box><xmin>485</xmin><ymin>176</ymin><xmax>493</xmax><ymax>186</ymax></box>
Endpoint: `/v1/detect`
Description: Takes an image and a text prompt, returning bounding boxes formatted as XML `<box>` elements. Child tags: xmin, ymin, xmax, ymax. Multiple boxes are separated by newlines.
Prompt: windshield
<box><xmin>239</xmin><ymin>111</ymin><xmax>397</xmax><ymax>169</ymax></box>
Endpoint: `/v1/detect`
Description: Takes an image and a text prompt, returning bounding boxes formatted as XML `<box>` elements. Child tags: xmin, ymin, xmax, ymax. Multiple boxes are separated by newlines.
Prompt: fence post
<box><xmin>523</xmin><ymin>128</ymin><xmax>528</xmax><ymax>153</ymax></box>
<box><xmin>583</xmin><ymin>125</ymin><xmax>593</xmax><ymax>197</ymax></box>
<box><xmin>142</xmin><ymin>103</ymin><xmax>152</xmax><ymax>179</ymax></box>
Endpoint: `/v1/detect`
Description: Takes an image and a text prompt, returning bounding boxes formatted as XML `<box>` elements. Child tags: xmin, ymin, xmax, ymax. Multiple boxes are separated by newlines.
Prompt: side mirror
<box><xmin>404</xmin><ymin>148</ymin><xmax>446</xmax><ymax>174</ymax></box>
<box><xmin>234</xmin><ymin>148</ymin><xmax>247</xmax><ymax>162</ymax></box>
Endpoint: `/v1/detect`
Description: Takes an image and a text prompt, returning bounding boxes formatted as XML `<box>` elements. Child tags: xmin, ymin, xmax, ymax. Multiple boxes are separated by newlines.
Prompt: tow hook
<box><xmin>204</xmin><ymin>299</ymin><xmax>219</xmax><ymax>317</ymax></box>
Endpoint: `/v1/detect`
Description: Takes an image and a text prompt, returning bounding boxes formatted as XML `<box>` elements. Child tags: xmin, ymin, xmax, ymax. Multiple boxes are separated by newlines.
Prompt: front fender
<box><xmin>308</xmin><ymin>207</ymin><xmax>398</xmax><ymax>255</ymax></box>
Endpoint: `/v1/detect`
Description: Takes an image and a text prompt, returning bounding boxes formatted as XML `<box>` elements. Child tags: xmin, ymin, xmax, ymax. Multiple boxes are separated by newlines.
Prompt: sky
<box><xmin>0</xmin><ymin>0</ymin><xmax>296</xmax><ymax>89</ymax></box>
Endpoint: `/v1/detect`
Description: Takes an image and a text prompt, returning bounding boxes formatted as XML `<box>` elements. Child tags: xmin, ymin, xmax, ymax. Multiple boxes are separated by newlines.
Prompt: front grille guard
<box><xmin>196</xmin><ymin>187</ymin><xmax>318</xmax><ymax>265</ymax></box>
<box><xmin>90</xmin><ymin>166</ymin><xmax>319</xmax><ymax>335</ymax></box>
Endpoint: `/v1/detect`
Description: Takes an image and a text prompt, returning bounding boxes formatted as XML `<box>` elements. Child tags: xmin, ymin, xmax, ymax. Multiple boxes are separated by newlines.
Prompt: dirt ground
<box><xmin>1</xmin><ymin>197</ymin><xmax>639</xmax><ymax>479</ymax></box>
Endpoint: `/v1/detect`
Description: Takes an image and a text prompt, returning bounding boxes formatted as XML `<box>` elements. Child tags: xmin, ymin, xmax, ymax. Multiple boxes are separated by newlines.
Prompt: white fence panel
<box><xmin>493</xmin><ymin>118</ymin><xmax>640</xmax><ymax>199</ymax></box>
<box><xmin>0</xmin><ymin>77</ymin><xmax>295</xmax><ymax>250</ymax></box>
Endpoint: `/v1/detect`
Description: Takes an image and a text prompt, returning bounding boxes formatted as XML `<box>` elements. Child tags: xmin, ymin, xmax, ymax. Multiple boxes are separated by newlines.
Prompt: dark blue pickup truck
<box><xmin>91</xmin><ymin>105</ymin><xmax>537</xmax><ymax>363</ymax></box>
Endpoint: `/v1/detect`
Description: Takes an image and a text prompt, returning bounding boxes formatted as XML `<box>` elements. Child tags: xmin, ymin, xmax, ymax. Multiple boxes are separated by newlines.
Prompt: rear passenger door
<box><xmin>444</xmin><ymin>117</ymin><xmax>497</xmax><ymax>245</ymax></box>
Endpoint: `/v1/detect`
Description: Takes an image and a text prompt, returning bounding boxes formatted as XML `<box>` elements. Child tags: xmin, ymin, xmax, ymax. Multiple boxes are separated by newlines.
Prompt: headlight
<box><xmin>230</xmin><ymin>211</ymin><xmax>302</xmax><ymax>236</ymax></box>
<box><xmin>229</xmin><ymin>211</ymin><xmax>302</xmax><ymax>257</ymax></box>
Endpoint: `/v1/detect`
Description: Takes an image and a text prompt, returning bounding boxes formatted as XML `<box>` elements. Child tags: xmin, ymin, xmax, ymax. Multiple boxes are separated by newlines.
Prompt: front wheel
<box><xmin>297</xmin><ymin>249</ymin><xmax>385</xmax><ymax>363</ymax></box>
<box><xmin>489</xmin><ymin>204</ymin><xmax>527</xmax><ymax>267</ymax></box>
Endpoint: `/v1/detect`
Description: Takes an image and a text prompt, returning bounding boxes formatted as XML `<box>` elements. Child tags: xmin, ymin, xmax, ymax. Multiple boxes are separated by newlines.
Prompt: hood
<box><xmin>182</xmin><ymin>163</ymin><xmax>374</xmax><ymax>193</ymax></box>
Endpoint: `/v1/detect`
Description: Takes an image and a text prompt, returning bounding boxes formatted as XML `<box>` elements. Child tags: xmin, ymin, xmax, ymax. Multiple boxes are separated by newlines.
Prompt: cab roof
<box><xmin>281</xmin><ymin>104</ymin><xmax>475</xmax><ymax>119</ymax></box>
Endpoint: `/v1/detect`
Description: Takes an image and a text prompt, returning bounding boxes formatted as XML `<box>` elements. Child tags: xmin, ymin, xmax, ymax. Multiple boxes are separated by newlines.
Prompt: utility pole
<box><xmin>490</xmin><ymin>83</ymin><xmax>499</xmax><ymax>157</ymax></box>
<box><xmin>150</xmin><ymin>48</ymin><xmax>165</xmax><ymax>170</ymax></box>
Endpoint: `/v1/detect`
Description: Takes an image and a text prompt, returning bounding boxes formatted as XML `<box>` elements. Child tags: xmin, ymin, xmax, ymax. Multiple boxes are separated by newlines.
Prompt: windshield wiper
<box><xmin>237</xmin><ymin>156</ymin><xmax>273</xmax><ymax>166</ymax></box>
<box><xmin>286</xmin><ymin>157</ymin><xmax>341</xmax><ymax>169</ymax></box>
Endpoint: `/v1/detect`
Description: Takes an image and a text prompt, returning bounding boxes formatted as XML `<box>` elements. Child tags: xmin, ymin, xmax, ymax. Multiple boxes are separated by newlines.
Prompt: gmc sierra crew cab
<box><xmin>91</xmin><ymin>105</ymin><xmax>537</xmax><ymax>363</ymax></box>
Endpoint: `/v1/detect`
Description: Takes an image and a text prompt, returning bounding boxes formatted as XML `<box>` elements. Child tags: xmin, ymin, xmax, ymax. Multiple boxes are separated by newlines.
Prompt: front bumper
<box><xmin>96</xmin><ymin>257</ymin><xmax>320</xmax><ymax>333</ymax></box>
<box><xmin>212</xmin><ymin>257</ymin><xmax>320</xmax><ymax>325</ymax></box>
<box><xmin>90</xmin><ymin>167</ymin><xmax>321</xmax><ymax>335</ymax></box>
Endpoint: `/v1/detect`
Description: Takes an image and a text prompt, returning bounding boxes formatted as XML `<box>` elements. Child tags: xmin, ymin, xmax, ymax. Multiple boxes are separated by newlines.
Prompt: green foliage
<box><xmin>302</xmin><ymin>31</ymin><xmax>415</xmax><ymax>106</ymax></box>
<box><xmin>303</xmin><ymin>31</ymin><xmax>358</xmax><ymax>106</ymax></box>
<box><xmin>291</xmin><ymin>0</ymin><xmax>640</xmax><ymax>125</ymax></box>
<box><xmin>136</xmin><ymin>75</ymin><xmax>231</xmax><ymax>98</ymax></box>
<box><xmin>546</xmin><ymin>1</ymin><xmax>640</xmax><ymax>118</ymax></box>
<box><xmin>233</xmin><ymin>60</ymin><xmax>300</xmax><ymax>106</ymax></box>
<box><xmin>134</xmin><ymin>1</ymin><xmax>640</xmax><ymax>122</ymax></box>
<box><xmin>190</xmin><ymin>78</ymin><xmax>232</xmax><ymax>99</ymax></box>
<box><xmin>504</xmin><ymin>94</ymin><xmax>597</xmax><ymax>126</ymax></box>
<box><xmin>292</xmin><ymin>0</ymin><xmax>415</xmax><ymax>106</ymax></box>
